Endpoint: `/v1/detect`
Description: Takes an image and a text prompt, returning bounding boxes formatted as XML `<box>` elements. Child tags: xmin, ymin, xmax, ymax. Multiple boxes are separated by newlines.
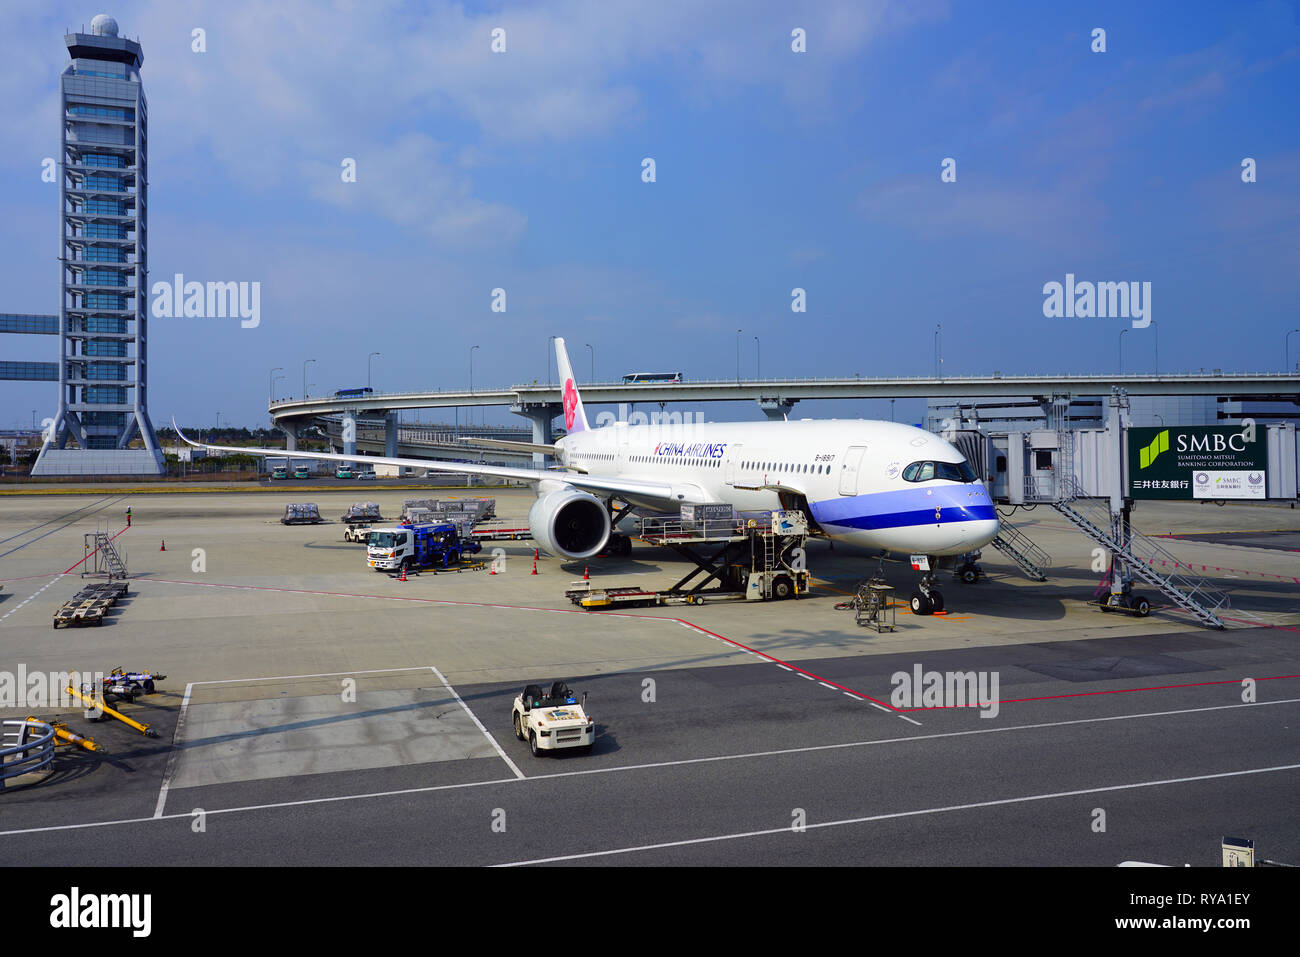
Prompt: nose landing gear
<box><xmin>908</xmin><ymin>556</ymin><xmax>944</xmax><ymax>615</ymax></box>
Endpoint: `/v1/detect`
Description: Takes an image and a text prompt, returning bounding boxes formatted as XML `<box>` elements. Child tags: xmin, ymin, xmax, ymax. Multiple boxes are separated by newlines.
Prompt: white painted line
<box><xmin>190</xmin><ymin>666</ymin><xmax>437</xmax><ymax>686</ymax></box>
<box><xmin>494</xmin><ymin>762</ymin><xmax>1300</xmax><ymax>866</ymax></box>
<box><xmin>7</xmin><ymin>697</ymin><xmax>1294</xmax><ymax>839</ymax></box>
<box><xmin>0</xmin><ymin>575</ymin><xmax>63</xmax><ymax>623</ymax></box>
<box><xmin>153</xmin><ymin>681</ymin><xmax>193</xmax><ymax>818</ymax></box>
<box><xmin>776</xmin><ymin>665</ymin><xmax>793</xmax><ymax>672</ymax></box>
<box><xmin>429</xmin><ymin>665</ymin><xmax>525</xmax><ymax>781</ymax></box>
<box><xmin>843</xmin><ymin>692</ymin><xmax>860</xmax><ymax>699</ymax></box>
<box><xmin>818</xmin><ymin>681</ymin><xmax>837</xmax><ymax>690</ymax></box>
<box><xmin>798</xmin><ymin>673</ymin><xmax>815</xmax><ymax>681</ymax></box>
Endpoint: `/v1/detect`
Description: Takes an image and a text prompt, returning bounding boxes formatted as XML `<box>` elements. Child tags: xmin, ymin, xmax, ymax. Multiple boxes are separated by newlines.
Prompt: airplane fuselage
<box><xmin>557</xmin><ymin>418</ymin><xmax>999</xmax><ymax>556</ymax></box>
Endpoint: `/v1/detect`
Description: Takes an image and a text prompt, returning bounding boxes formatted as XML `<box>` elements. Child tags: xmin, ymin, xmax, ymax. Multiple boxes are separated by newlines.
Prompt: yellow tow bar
<box><xmin>64</xmin><ymin>684</ymin><xmax>159</xmax><ymax>738</ymax></box>
<box><xmin>26</xmin><ymin>716</ymin><xmax>101</xmax><ymax>752</ymax></box>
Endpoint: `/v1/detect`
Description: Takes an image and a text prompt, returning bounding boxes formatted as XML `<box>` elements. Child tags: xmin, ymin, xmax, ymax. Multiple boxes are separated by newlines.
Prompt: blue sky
<box><xmin>2</xmin><ymin>0</ymin><xmax>1298</xmax><ymax>431</ymax></box>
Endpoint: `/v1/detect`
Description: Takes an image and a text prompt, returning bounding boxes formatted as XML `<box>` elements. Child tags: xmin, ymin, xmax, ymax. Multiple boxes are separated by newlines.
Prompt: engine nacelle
<box><xmin>529</xmin><ymin>487</ymin><xmax>611</xmax><ymax>560</ymax></box>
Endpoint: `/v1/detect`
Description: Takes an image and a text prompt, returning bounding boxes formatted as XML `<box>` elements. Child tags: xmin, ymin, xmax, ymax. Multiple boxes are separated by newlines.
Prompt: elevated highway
<box><xmin>268</xmin><ymin>372</ymin><xmax>1300</xmax><ymax>463</ymax></box>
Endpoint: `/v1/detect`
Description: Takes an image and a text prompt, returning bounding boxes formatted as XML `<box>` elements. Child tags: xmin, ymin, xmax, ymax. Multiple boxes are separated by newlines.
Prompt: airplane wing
<box><xmin>173</xmin><ymin>421</ymin><xmax>691</xmax><ymax>505</ymax></box>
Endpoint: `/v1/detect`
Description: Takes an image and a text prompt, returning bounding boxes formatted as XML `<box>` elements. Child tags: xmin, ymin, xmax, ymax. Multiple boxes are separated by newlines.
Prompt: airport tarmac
<box><xmin>1</xmin><ymin>487</ymin><xmax>1297</xmax><ymax>866</ymax></box>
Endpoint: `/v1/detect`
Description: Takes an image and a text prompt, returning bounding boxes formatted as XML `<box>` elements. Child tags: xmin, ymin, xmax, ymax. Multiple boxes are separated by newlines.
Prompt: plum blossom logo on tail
<box><xmin>563</xmin><ymin>379</ymin><xmax>579</xmax><ymax>431</ymax></box>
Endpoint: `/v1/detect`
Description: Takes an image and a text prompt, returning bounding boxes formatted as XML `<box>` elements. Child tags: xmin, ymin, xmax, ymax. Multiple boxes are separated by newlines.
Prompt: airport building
<box><xmin>29</xmin><ymin>14</ymin><xmax>164</xmax><ymax>475</ymax></box>
<box><xmin>925</xmin><ymin>394</ymin><xmax>1295</xmax><ymax>434</ymax></box>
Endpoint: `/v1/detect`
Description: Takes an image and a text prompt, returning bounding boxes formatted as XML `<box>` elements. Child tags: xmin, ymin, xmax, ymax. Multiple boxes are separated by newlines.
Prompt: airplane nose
<box><xmin>968</xmin><ymin>518</ymin><xmax>1000</xmax><ymax>548</ymax></box>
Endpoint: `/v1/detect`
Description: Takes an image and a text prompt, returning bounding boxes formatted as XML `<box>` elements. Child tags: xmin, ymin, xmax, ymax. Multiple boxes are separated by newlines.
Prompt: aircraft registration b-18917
<box><xmin>177</xmin><ymin>337</ymin><xmax>999</xmax><ymax>613</ymax></box>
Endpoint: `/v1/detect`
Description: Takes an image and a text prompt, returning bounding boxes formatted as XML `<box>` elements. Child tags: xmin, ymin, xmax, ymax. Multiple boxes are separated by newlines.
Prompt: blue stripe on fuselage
<box><xmin>810</xmin><ymin>483</ymin><xmax>997</xmax><ymax>531</ymax></box>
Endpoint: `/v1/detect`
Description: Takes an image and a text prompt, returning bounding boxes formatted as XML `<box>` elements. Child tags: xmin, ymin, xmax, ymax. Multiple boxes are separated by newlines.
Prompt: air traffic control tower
<box><xmin>31</xmin><ymin>14</ymin><xmax>164</xmax><ymax>475</ymax></box>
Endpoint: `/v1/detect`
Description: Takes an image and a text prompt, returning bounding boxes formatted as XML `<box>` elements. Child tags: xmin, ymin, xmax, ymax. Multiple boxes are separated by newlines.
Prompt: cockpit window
<box><xmin>902</xmin><ymin>460</ymin><xmax>977</xmax><ymax>483</ymax></box>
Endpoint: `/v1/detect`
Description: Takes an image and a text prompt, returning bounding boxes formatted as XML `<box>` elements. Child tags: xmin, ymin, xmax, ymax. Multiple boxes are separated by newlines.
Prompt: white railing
<box><xmin>0</xmin><ymin>719</ymin><xmax>56</xmax><ymax>789</ymax></box>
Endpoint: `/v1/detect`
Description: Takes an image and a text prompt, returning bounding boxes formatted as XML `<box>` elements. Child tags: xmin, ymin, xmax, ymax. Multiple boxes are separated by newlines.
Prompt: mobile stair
<box><xmin>83</xmin><ymin>528</ymin><xmax>128</xmax><ymax>580</ymax></box>
<box><xmin>1050</xmin><ymin>479</ymin><xmax>1230</xmax><ymax>629</ymax></box>
<box><xmin>990</xmin><ymin>518</ymin><xmax>1051</xmax><ymax>582</ymax></box>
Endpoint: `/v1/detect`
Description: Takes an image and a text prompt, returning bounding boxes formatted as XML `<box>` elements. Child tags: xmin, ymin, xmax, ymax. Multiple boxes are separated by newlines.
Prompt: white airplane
<box><xmin>178</xmin><ymin>337</ymin><xmax>999</xmax><ymax>613</ymax></box>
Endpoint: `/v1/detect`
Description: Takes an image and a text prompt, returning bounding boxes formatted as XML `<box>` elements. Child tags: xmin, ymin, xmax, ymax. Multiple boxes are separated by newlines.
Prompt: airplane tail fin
<box><xmin>554</xmin><ymin>337</ymin><xmax>590</xmax><ymax>435</ymax></box>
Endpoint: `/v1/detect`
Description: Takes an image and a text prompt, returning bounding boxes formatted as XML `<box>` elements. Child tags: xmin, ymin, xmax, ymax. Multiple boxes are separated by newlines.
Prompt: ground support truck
<box><xmin>366</xmin><ymin>522</ymin><xmax>482</xmax><ymax>573</ymax></box>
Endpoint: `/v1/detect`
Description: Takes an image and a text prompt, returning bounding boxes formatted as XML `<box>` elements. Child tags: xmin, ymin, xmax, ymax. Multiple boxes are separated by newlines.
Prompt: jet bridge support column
<box><xmin>511</xmin><ymin>402</ymin><xmax>560</xmax><ymax>466</ymax></box>
<box><xmin>384</xmin><ymin>411</ymin><xmax>399</xmax><ymax>458</ymax></box>
<box><xmin>758</xmin><ymin>397</ymin><xmax>797</xmax><ymax>421</ymax></box>
<box><xmin>342</xmin><ymin>410</ymin><xmax>358</xmax><ymax>467</ymax></box>
<box><xmin>1105</xmin><ymin>390</ymin><xmax>1130</xmax><ymax>600</ymax></box>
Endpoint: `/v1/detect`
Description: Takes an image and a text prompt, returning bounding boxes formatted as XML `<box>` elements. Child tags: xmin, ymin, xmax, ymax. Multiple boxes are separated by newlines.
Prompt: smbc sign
<box><xmin>1128</xmin><ymin>426</ymin><xmax>1267</xmax><ymax>500</ymax></box>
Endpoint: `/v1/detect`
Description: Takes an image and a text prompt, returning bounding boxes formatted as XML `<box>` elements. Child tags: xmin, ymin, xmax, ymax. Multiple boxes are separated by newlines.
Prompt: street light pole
<box><xmin>585</xmin><ymin>343</ymin><xmax>594</xmax><ymax>382</ymax></box>
<box><xmin>754</xmin><ymin>336</ymin><xmax>760</xmax><ymax>379</ymax></box>
<box><xmin>1151</xmin><ymin>321</ymin><xmax>1159</xmax><ymax>375</ymax></box>
<box><xmin>269</xmin><ymin>366</ymin><xmax>283</xmax><ymax>405</ymax></box>
<box><xmin>368</xmin><ymin>352</ymin><xmax>380</xmax><ymax>389</ymax></box>
<box><xmin>470</xmin><ymin>345</ymin><xmax>480</xmax><ymax>426</ymax></box>
<box><xmin>1287</xmin><ymin>329</ymin><xmax>1300</xmax><ymax>372</ymax></box>
<box><xmin>736</xmin><ymin>328</ymin><xmax>742</xmax><ymax>383</ymax></box>
<box><xmin>547</xmin><ymin>336</ymin><xmax>557</xmax><ymax>385</ymax></box>
<box><xmin>303</xmin><ymin>358</ymin><xmax>316</xmax><ymax>398</ymax></box>
<box><xmin>1118</xmin><ymin>329</ymin><xmax>1128</xmax><ymax>375</ymax></box>
<box><xmin>934</xmin><ymin>324</ymin><xmax>942</xmax><ymax>378</ymax></box>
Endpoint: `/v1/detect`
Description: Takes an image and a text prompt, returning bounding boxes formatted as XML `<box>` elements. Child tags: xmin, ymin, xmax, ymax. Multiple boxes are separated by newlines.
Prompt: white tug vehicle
<box><xmin>512</xmin><ymin>681</ymin><xmax>595</xmax><ymax>757</ymax></box>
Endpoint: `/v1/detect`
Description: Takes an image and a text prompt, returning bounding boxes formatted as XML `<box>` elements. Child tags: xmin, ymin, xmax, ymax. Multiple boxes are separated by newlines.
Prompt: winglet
<box><xmin>554</xmin><ymin>337</ymin><xmax>590</xmax><ymax>435</ymax></box>
<box><xmin>173</xmin><ymin>417</ymin><xmax>200</xmax><ymax>447</ymax></box>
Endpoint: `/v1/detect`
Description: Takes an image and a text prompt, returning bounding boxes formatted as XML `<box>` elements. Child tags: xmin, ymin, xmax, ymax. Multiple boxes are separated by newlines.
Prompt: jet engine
<box><xmin>528</xmin><ymin>487</ymin><xmax>611</xmax><ymax>560</ymax></box>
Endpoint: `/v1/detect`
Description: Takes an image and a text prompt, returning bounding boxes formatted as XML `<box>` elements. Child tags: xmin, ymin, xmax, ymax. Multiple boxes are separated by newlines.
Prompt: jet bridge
<box><xmin>951</xmin><ymin>391</ymin><xmax>1298</xmax><ymax>629</ymax></box>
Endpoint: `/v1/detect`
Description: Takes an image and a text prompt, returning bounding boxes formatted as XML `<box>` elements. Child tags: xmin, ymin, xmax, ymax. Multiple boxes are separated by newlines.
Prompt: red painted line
<box><xmin>897</xmin><ymin>673</ymin><xmax>1300</xmax><ymax>711</ymax></box>
<box><xmin>62</xmin><ymin>525</ymin><xmax>128</xmax><ymax>574</ymax></box>
<box><xmin>1220</xmin><ymin>615</ymin><xmax>1300</xmax><ymax>633</ymax></box>
<box><xmin>1143</xmin><ymin>555</ymin><xmax>1300</xmax><ymax>585</ymax></box>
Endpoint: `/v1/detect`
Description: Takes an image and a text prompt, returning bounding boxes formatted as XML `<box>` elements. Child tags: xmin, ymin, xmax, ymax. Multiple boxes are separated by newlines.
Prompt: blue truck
<box><xmin>366</xmin><ymin>521</ymin><xmax>481</xmax><ymax>572</ymax></box>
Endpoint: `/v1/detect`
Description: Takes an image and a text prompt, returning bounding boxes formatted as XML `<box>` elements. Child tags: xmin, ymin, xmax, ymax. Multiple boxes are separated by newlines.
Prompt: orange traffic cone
<box><xmin>489</xmin><ymin>562</ymin><xmax>496</xmax><ymax>575</ymax></box>
<box><xmin>531</xmin><ymin>558</ymin><xmax>538</xmax><ymax>575</ymax></box>
<box><xmin>399</xmin><ymin>564</ymin><xmax>407</xmax><ymax>582</ymax></box>
<box><xmin>583</xmin><ymin>566</ymin><xmax>589</xmax><ymax>580</ymax></box>
<box><xmin>159</xmin><ymin>540</ymin><xmax>166</xmax><ymax>551</ymax></box>
<box><xmin>533</xmin><ymin>547</ymin><xmax>540</xmax><ymax>562</ymax></box>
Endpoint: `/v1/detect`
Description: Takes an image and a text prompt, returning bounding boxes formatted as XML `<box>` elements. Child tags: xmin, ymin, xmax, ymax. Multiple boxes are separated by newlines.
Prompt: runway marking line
<box><xmin>430</xmin><ymin>664</ymin><xmax>525</xmax><ymax>781</ymax></box>
<box><xmin>494</xmin><ymin>761</ymin><xmax>1300</xmax><ymax>866</ymax></box>
<box><xmin>0</xmin><ymin>575</ymin><xmax>65</xmax><ymax>623</ymax></box>
<box><xmin>7</xmin><ymin>696</ymin><xmax>1297</xmax><ymax>841</ymax></box>
<box><xmin>151</xmin><ymin>665</ymin><xmax>521</xmax><ymax>817</ymax></box>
